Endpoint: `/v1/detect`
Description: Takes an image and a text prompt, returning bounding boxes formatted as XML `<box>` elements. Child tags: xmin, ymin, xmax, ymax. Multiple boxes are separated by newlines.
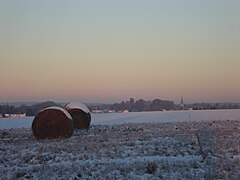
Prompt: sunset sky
<box><xmin>1</xmin><ymin>0</ymin><xmax>240</xmax><ymax>103</ymax></box>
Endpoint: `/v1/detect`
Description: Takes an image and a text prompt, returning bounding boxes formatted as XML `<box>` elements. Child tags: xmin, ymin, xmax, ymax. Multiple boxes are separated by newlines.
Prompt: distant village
<box><xmin>89</xmin><ymin>97</ymin><xmax>240</xmax><ymax>113</ymax></box>
<box><xmin>0</xmin><ymin>113</ymin><xmax>26</xmax><ymax>118</ymax></box>
<box><xmin>90</xmin><ymin>98</ymin><xmax>174</xmax><ymax>113</ymax></box>
<box><xmin>0</xmin><ymin>98</ymin><xmax>240</xmax><ymax>118</ymax></box>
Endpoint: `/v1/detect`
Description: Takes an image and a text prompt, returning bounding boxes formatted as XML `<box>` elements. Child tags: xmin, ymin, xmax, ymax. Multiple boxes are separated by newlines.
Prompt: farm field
<box><xmin>1</xmin><ymin>109</ymin><xmax>240</xmax><ymax>129</ymax></box>
<box><xmin>0</xmin><ymin>110</ymin><xmax>240</xmax><ymax>179</ymax></box>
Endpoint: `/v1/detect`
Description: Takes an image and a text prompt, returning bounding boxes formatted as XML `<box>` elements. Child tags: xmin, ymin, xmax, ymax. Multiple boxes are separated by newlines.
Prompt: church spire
<box><xmin>180</xmin><ymin>96</ymin><xmax>184</xmax><ymax>110</ymax></box>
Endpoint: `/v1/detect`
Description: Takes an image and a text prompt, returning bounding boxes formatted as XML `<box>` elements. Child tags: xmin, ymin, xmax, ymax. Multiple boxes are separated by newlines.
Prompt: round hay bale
<box><xmin>32</xmin><ymin>106</ymin><xmax>73</xmax><ymax>139</ymax></box>
<box><xmin>64</xmin><ymin>102</ymin><xmax>91</xmax><ymax>129</ymax></box>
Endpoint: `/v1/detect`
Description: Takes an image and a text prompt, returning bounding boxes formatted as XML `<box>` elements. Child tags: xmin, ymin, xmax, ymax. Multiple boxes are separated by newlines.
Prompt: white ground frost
<box><xmin>0</xmin><ymin>120</ymin><xmax>239</xmax><ymax>179</ymax></box>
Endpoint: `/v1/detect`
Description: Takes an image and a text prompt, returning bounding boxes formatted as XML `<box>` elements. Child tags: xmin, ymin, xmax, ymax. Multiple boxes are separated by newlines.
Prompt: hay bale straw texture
<box><xmin>64</xmin><ymin>102</ymin><xmax>91</xmax><ymax>129</ymax></box>
<box><xmin>32</xmin><ymin>107</ymin><xmax>73</xmax><ymax>139</ymax></box>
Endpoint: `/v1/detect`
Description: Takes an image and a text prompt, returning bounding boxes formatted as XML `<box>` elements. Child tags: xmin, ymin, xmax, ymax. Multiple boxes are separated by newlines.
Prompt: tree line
<box><xmin>0</xmin><ymin>101</ymin><xmax>61</xmax><ymax>116</ymax></box>
<box><xmin>110</xmin><ymin>98</ymin><xmax>175</xmax><ymax>112</ymax></box>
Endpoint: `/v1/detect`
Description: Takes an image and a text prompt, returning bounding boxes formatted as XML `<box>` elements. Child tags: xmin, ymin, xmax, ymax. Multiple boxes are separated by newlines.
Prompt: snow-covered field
<box><xmin>1</xmin><ymin>109</ymin><xmax>240</xmax><ymax>129</ymax></box>
<box><xmin>0</xmin><ymin>110</ymin><xmax>240</xmax><ymax>179</ymax></box>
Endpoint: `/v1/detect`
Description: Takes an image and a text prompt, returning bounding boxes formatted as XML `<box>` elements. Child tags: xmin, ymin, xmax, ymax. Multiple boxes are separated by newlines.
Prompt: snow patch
<box><xmin>65</xmin><ymin>102</ymin><xmax>90</xmax><ymax>113</ymax></box>
<box><xmin>43</xmin><ymin>106</ymin><xmax>72</xmax><ymax>120</ymax></box>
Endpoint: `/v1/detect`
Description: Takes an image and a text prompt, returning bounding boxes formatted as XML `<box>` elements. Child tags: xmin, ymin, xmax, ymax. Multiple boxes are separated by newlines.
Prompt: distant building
<box><xmin>107</xmin><ymin>109</ymin><xmax>115</xmax><ymax>113</ymax></box>
<box><xmin>130</xmin><ymin>98</ymin><xmax>135</xmax><ymax>112</ymax></box>
<box><xmin>4</xmin><ymin>113</ymin><xmax>26</xmax><ymax>118</ymax></box>
<box><xmin>92</xmin><ymin>110</ymin><xmax>104</xmax><ymax>113</ymax></box>
<box><xmin>180</xmin><ymin>96</ymin><xmax>185</xmax><ymax>110</ymax></box>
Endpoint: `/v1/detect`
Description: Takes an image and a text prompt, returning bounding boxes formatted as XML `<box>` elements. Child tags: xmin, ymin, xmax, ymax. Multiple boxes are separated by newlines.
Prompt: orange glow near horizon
<box><xmin>0</xmin><ymin>1</ymin><xmax>240</xmax><ymax>103</ymax></box>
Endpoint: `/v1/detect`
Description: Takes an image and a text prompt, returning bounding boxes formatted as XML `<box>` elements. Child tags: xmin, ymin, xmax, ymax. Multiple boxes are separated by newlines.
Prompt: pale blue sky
<box><xmin>0</xmin><ymin>1</ymin><xmax>240</xmax><ymax>103</ymax></box>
